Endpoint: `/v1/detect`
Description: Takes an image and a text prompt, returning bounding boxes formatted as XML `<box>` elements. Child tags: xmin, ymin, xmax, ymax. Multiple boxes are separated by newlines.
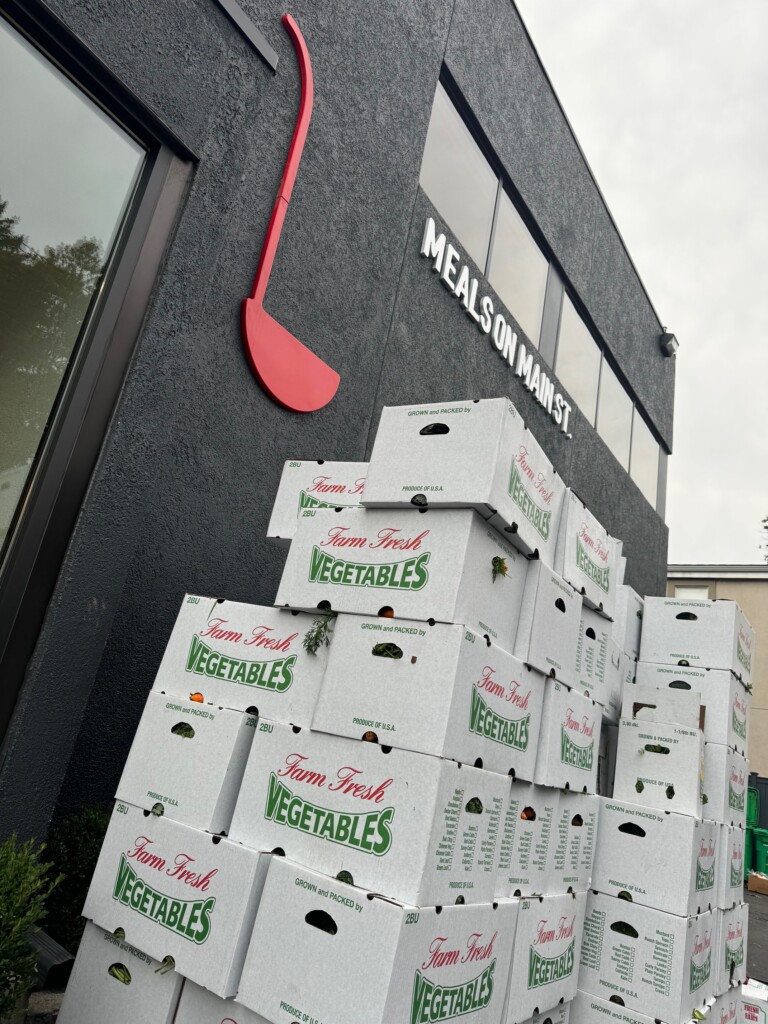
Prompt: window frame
<box><xmin>0</xmin><ymin>0</ymin><xmax>195</xmax><ymax>742</ymax></box>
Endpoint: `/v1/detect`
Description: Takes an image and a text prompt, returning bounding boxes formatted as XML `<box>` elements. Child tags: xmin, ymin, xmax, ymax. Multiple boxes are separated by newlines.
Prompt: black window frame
<box><xmin>0</xmin><ymin>0</ymin><xmax>195</xmax><ymax>743</ymax></box>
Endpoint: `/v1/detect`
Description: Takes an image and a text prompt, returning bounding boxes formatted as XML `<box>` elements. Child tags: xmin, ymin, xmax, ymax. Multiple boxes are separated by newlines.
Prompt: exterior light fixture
<box><xmin>660</xmin><ymin>329</ymin><xmax>679</xmax><ymax>357</ymax></box>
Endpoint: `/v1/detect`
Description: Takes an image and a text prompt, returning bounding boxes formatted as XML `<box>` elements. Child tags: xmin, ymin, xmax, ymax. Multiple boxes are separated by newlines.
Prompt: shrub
<box><xmin>0</xmin><ymin>835</ymin><xmax>61</xmax><ymax>1017</ymax></box>
<box><xmin>45</xmin><ymin>805</ymin><xmax>111</xmax><ymax>953</ymax></box>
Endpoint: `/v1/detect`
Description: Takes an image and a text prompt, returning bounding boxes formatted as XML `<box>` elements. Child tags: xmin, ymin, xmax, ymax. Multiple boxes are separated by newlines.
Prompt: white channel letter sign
<box><xmin>421</xmin><ymin>217</ymin><xmax>573</xmax><ymax>436</ymax></box>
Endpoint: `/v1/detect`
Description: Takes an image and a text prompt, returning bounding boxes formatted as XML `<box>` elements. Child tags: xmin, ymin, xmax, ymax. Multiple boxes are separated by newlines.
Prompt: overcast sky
<box><xmin>516</xmin><ymin>0</ymin><xmax>768</xmax><ymax>566</ymax></box>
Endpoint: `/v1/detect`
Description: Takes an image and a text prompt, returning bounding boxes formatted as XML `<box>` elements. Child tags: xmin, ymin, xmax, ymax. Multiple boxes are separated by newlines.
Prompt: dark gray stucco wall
<box><xmin>0</xmin><ymin>0</ymin><xmax>671</xmax><ymax>840</ymax></box>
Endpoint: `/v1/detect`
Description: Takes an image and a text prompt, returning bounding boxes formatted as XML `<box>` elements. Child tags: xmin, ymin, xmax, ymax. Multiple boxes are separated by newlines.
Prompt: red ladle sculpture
<box><xmin>241</xmin><ymin>14</ymin><xmax>340</xmax><ymax>413</ymax></box>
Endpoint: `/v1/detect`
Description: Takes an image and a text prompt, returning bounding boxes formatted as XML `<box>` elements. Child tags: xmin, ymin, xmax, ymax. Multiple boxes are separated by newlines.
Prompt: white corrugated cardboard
<box><xmin>362</xmin><ymin>398</ymin><xmax>566</xmax><ymax>562</ymax></box>
<box><xmin>275</xmin><ymin>507</ymin><xmax>527</xmax><ymax>652</ymax></box>
<box><xmin>553</xmin><ymin>490</ymin><xmax>622</xmax><ymax>618</ymax></box>
<box><xmin>639</xmin><ymin>599</ymin><xmax>755</xmax><ymax>687</ymax></box>
<box><xmin>612</xmin><ymin>586</ymin><xmax>644</xmax><ymax>661</ymax></box>
<box><xmin>534</xmin><ymin>682</ymin><xmax>600</xmax><ymax>794</ymax></box>
<box><xmin>573</xmin><ymin>606</ymin><xmax>611</xmax><ymax>704</ymax></box>
<box><xmin>602</xmin><ymin>640</ymin><xmax>623</xmax><ymax>723</ymax></box>
<box><xmin>503</xmin><ymin>892</ymin><xmax>586</xmax><ymax>1023</ymax></box>
<box><xmin>267</xmin><ymin>460</ymin><xmax>367</xmax><ymax>541</ymax></box>
<box><xmin>549</xmin><ymin>791</ymin><xmax>599</xmax><ymax>893</ymax></box>
<box><xmin>704</xmin><ymin>745</ymin><xmax>748</xmax><ymax>828</ymax></box>
<box><xmin>621</xmin><ymin>683</ymin><xmax>702</xmax><ymax>729</ymax></box>
<box><xmin>579</xmin><ymin>892</ymin><xmax>715</xmax><ymax>1023</ymax></box>
<box><xmin>519</xmin><ymin>1003</ymin><xmax>571</xmax><ymax>1024</ymax></box>
<box><xmin>740</xmin><ymin>981</ymin><xmax>768</xmax><ymax>1024</ymax></box>
<box><xmin>116</xmin><ymin>692</ymin><xmax>256</xmax><ymax>834</ymax></box>
<box><xmin>174</xmin><ymin>980</ymin><xmax>269</xmax><ymax>1024</ymax></box>
<box><xmin>711</xmin><ymin>991</ymin><xmax>741</xmax><ymax>1024</ymax></box>
<box><xmin>715</xmin><ymin>903</ymin><xmax>749</xmax><ymax>996</ymax></box>
<box><xmin>153</xmin><ymin>595</ymin><xmax>328</xmax><ymax>726</ymax></box>
<box><xmin>496</xmin><ymin>782</ymin><xmax>559</xmax><ymax>897</ymax></box>
<box><xmin>514</xmin><ymin>561</ymin><xmax>582</xmax><ymax>686</ymax></box>
<box><xmin>229</xmin><ymin>722</ymin><xmax>508</xmax><ymax>906</ymax></box>
<box><xmin>571</xmin><ymin>992</ymin><xmax>661</xmax><ymax>1024</ymax></box>
<box><xmin>591</xmin><ymin>798</ymin><xmax>719</xmax><ymax>916</ymax></box>
<box><xmin>635</xmin><ymin>663</ymin><xmax>749</xmax><ymax>755</ymax></box>
<box><xmin>312</xmin><ymin>615</ymin><xmax>545</xmax><ymax>779</ymax></box>
<box><xmin>718</xmin><ymin>825</ymin><xmax>745</xmax><ymax>909</ymax></box>
<box><xmin>57</xmin><ymin>922</ymin><xmax>183</xmax><ymax>1024</ymax></box>
<box><xmin>83</xmin><ymin>804</ymin><xmax>268</xmax><ymax>998</ymax></box>
<box><xmin>613</xmin><ymin>717</ymin><xmax>704</xmax><ymax>818</ymax></box>
<box><xmin>238</xmin><ymin>856</ymin><xmax>518</xmax><ymax>1024</ymax></box>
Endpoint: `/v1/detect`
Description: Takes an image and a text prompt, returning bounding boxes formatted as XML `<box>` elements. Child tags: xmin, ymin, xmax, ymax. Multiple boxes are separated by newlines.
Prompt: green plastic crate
<box><xmin>754</xmin><ymin>827</ymin><xmax>768</xmax><ymax>875</ymax></box>
<box><xmin>748</xmin><ymin>787</ymin><xmax>760</xmax><ymax>828</ymax></box>
<box><xmin>745</xmin><ymin>826</ymin><xmax>754</xmax><ymax>879</ymax></box>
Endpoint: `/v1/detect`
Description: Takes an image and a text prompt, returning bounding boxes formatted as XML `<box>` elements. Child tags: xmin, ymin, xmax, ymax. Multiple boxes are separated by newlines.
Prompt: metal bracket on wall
<box><xmin>211</xmin><ymin>0</ymin><xmax>279</xmax><ymax>72</ymax></box>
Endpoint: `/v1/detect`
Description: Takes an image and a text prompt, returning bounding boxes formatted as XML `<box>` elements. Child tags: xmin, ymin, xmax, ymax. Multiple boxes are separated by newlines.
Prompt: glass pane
<box><xmin>554</xmin><ymin>294</ymin><xmax>601</xmax><ymax>424</ymax></box>
<box><xmin>487</xmin><ymin>190</ymin><xmax>548</xmax><ymax>346</ymax></box>
<box><xmin>629</xmin><ymin>408</ymin><xmax>660</xmax><ymax>508</ymax></box>
<box><xmin>0</xmin><ymin>17</ymin><xmax>145</xmax><ymax>554</ymax></box>
<box><xmin>419</xmin><ymin>82</ymin><xmax>497</xmax><ymax>269</ymax></box>
<box><xmin>674</xmin><ymin>586</ymin><xmax>710</xmax><ymax>600</ymax></box>
<box><xmin>596</xmin><ymin>361</ymin><xmax>632</xmax><ymax>469</ymax></box>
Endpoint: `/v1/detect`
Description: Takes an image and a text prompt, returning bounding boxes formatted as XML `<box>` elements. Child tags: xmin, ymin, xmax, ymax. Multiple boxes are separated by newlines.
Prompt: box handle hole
<box><xmin>305</xmin><ymin>910</ymin><xmax>337</xmax><ymax>935</ymax></box>
<box><xmin>419</xmin><ymin>423</ymin><xmax>449</xmax><ymax>435</ymax></box>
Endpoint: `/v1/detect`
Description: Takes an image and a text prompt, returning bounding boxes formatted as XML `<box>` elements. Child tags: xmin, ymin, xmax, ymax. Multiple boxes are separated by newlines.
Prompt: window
<box><xmin>629</xmin><ymin>409</ymin><xmax>659</xmax><ymax>507</ymax></box>
<box><xmin>553</xmin><ymin>294</ymin><xmax>601</xmax><ymax>424</ymax></box>
<box><xmin>674</xmin><ymin>586</ymin><xmax>710</xmax><ymax>600</ymax></box>
<box><xmin>0</xmin><ymin>0</ymin><xmax>193</xmax><ymax>741</ymax></box>
<box><xmin>0</xmin><ymin>14</ymin><xmax>145</xmax><ymax>557</ymax></box>
<box><xmin>596</xmin><ymin>360</ymin><xmax>633</xmax><ymax>469</ymax></box>
<box><xmin>419</xmin><ymin>77</ymin><xmax>667</xmax><ymax>515</ymax></box>
<box><xmin>487</xmin><ymin>190</ymin><xmax>548</xmax><ymax>347</ymax></box>
<box><xmin>419</xmin><ymin>82</ymin><xmax>497</xmax><ymax>270</ymax></box>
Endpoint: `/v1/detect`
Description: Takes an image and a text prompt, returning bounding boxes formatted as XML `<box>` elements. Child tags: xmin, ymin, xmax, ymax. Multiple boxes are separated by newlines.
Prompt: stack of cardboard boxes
<box><xmin>576</xmin><ymin>596</ymin><xmax>754</xmax><ymax>1024</ymax></box>
<box><xmin>57</xmin><ymin>397</ymin><xmax>754</xmax><ymax>1024</ymax></box>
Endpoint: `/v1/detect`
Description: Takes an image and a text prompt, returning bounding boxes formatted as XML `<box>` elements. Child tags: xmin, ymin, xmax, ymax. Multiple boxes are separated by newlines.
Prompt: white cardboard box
<box><xmin>741</xmin><ymin>981</ymin><xmax>768</xmax><ymax>1024</ymax></box>
<box><xmin>613</xmin><ymin>717</ymin><xmax>704</xmax><ymax>818</ymax></box>
<box><xmin>573</xmin><ymin>606</ymin><xmax>611</xmax><ymax>705</ymax></box>
<box><xmin>153</xmin><ymin>595</ymin><xmax>329</xmax><ymax>726</ymax></box>
<box><xmin>602</xmin><ymin>640</ymin><xmax>624</xmax><ymax>723</ymax></box>
<box><xmin>579</xmin><ymin>892</ymin><xmax>715</xmax><ymax>1023</ymax></box>
<box><xmin>613</xmin><ymin>586</ymin><xmax>644</xmax><ymax>661</ymax></box>
<box><xmin>174</xmin><ymin>980</ymin><xmax>269</xmax><ymax>1024</ymax></box>
<box><xmin>496</xmin><ymin>782</ymin><xmax>559</xmax><ymax>897</ymax></box>
<box><xmin>534</xmin><ymin>682</ymin><xmax>600</xmax><ymax>794</ymax></box>
<box><xmin>571</xmin><ymin>991</ymin><xmax>719</xmax><ymax>1024</ymax></box>
<box><xmin>116</xmin><ymin>692</ymin><xmax>256</xmax><ymax>834</ymax></box>
<box><xmin>83</xmin><ymin>804</ymin><xmax>267</xmax><ymax>998</ymax></box>
<box><xmin>503</xmin><ymin>892</ymin><xmax>586</xmax><ymax>1023</ymax></box>
<box><xmin>549</xmin><ymin>791</ymin><xmax>600</xmax><ymax>894</ymax></box>
<box><xmin>715</xmin><ymin>903</ymin><xmax>749</xmax><ymax>996</ymax></box>
<box><xmin>711</xmin><ymin>991</ymin><xmax>741</xmax><ymax>1024</ymax></box>
<box><xmin>57</xmin><ymin>922</ymin><xmax>183</xmax><ymax>1024</ymax></box>
<box><xmin>591</xmin><ymin>798</ymin><xmax>720</xmax><ymax>916</ymax></box>
<box><xmin>718</xmin><ymin>825</ymin><xmax>745</xmax><ymax>909</ymax></box>
<box><xmin>237</xmin><ymin>856</ymin><xmax>518</xmax><ymax>1024</ymax></box>
<box><xmin>312</xmin><ymin>614</ymin><xmax>545</xmax><ymax>779</ymax></box>
<box><xmin>275</xmin><ymin>507</ymin><xmax>527</xmax><ymax>652</ymax></box>
<box><xmin>621</xmin><ymin>684</ymin><xmax>703</xmax><ymax>730</ymax></box>
<box><xmin>703</xmin><ymin>745</ymin><xmax>748</xmax><ymax>828</ymax></box>
<box><xmin>553</xmin><ymin>490</ymin><xmax>622</xmax><ymax>618</ymax></box>
<box><xmin>267</xmin><ymin>460</ymin><xmax>367</xmax><ymax>541</ymax></box>
<box><xmin>363</xmin><ymin>398</ymin><xmax>566</xmax><ymax>562</ymax></box>
<box><xmin>635</xmin><ymin>662</ymin><xmax>749</xmax><ymax>755</ymax></box>
<box><xmin>229</xmin><ymin>722</ymin><xmax>508</xmax><ymax>906</ymax></box>
<box><xmin>639</xmin><ymin>599</ymin><xmax>756</xmax><ymax>687</ymax></box>
<box><xmin>514</xmin><ymin>561</ymin><xmax>582</xmax><ymax>687</ymax></box>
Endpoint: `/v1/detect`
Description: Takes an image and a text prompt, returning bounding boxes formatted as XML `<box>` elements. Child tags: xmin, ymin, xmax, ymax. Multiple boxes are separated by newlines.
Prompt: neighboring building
<box><xmin>0</xmin><ymin>0</ymin><xmax>675</xmax><ymax>841</ymax></box>
<box><xmin>667</xmin><ymin>565</ymin><xmax>768</xmax><ymax>775</ymax></box>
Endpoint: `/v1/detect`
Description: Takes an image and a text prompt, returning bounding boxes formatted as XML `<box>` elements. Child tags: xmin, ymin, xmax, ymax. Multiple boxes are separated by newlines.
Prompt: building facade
<box><xmin>0</xmin><ymin>0</ymin><xmax>674</xmax><ymax>841</ymax></box>
<box><xmin>667</xmin><ymin>565</ymin><xmax>767</xmax><ymax>775</ymax></box>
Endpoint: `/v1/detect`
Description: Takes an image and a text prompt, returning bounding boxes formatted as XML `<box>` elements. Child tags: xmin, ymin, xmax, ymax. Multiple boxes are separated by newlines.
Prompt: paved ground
<box><xmin>747</xmin><ymin>887</ymin><xmax>768</xmax><ymax>982</ymax></box>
